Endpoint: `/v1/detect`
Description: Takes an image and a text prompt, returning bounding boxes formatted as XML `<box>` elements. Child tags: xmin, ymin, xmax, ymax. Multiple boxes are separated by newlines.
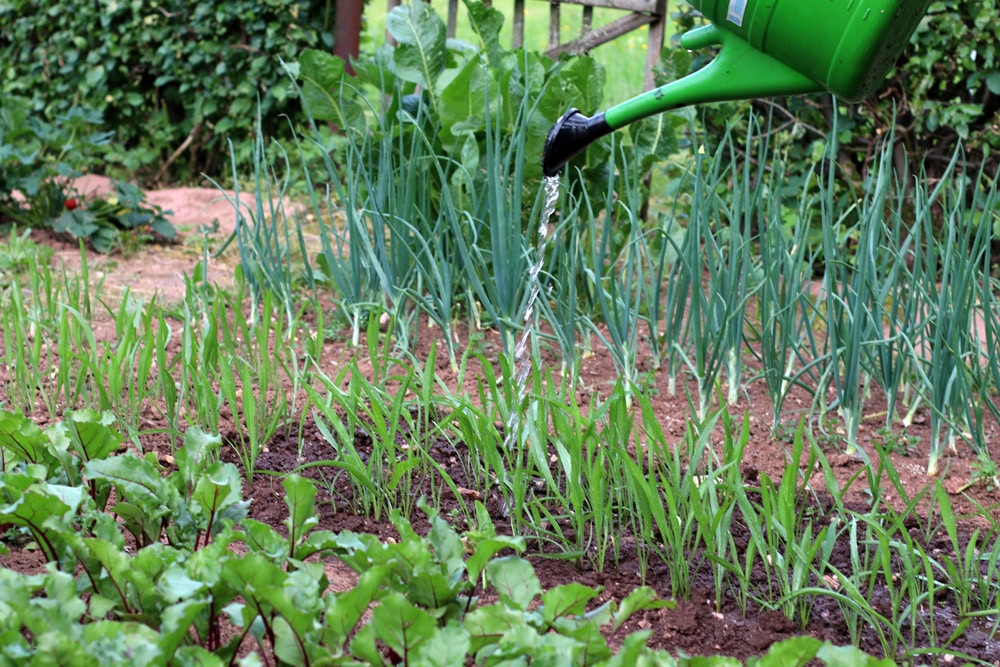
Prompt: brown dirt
<box><xmin>3</xmin><ymin>179</ymin><xmax>1000</xmax><ymax>664</ymax></box>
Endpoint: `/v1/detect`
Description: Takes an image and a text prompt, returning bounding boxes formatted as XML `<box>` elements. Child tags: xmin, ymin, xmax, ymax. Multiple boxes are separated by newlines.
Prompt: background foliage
<box><xmin>674</xmin><ymin>0</ymin><xmax>1000</xmax><ymax>180</ymax></box>
<box><xmin>0</xmin><ymin>0</ymin><xmax>335</xmax><ymax>181</ymax></box>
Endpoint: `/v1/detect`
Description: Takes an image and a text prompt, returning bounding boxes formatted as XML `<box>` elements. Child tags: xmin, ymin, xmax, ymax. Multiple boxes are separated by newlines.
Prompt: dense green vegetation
<box><xmin>2</xmin><ymin>1</ymin><xmax>1000</xmax><ymax>664</ymax></box>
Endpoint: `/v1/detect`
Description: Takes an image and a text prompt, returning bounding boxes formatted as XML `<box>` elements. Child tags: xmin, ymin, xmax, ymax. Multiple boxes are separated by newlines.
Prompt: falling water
<box><xmin>497</xmin><ymin>175</ymin><xmax>560</xmax><ymax>517</ymax></box>
<box><xmin>512</xmin><ymin>175</ymin><xmax>561</xmax><ymax>398</ymax></box>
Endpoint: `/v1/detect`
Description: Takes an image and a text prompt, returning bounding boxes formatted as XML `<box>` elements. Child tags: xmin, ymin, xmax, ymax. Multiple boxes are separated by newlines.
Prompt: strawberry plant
<box><xmin>52</xmin><ymin>180</ymin><xmax>176</xmax><ymax>254</ymax></box>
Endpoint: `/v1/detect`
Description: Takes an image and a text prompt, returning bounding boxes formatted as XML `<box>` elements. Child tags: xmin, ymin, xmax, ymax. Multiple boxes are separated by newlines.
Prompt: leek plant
<box><xmin>749</xmin><ymin>172</ymin><xmax>822</xmax><ymax>434</ymax></box>
<box><xmin>672</xmin><ymin>130</ymin><xmax>756</xmax><ymax>419</ymax></box>
<box><xmin>584</xmin><ymin>149</ymin><xmax>644</xmax><ymax>402</ymax></box>
<box><xmin>908</xmin><ymin>152</ymin><xmax>993</xmax><ymax>475</ymax></box>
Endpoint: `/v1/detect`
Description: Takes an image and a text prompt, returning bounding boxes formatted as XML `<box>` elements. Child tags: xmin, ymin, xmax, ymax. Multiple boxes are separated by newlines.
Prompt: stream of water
<box><xmin>497</xmin><ymin>175</ymin><xmax>561</xmax><ymax>516</ymax></box>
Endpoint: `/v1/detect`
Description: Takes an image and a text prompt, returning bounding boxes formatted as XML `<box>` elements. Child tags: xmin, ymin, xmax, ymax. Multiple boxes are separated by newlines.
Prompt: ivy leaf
<box><xmin>485</xmin><ymin>557</ymin><xmax>540</xmax><ymax>611</ymax></box>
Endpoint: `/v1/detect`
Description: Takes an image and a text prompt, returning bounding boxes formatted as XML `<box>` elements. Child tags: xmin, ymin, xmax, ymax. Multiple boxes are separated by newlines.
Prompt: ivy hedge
<box><xmin>0</xmin><ymin>0</ymin><xmax>335</xmax><ymax>181</ymax></box>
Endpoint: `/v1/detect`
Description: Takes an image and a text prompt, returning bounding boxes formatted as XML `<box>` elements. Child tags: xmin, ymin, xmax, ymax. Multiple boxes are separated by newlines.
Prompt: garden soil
<box><xmin>4</xmin><ymin>177</ymin><xmax>1000</xmax><ymax>663</ymax></box>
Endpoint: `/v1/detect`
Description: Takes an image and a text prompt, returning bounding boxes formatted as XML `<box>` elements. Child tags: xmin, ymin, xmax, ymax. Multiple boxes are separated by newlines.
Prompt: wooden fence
<box><xmin>386</xmin><ymin>0</ymin><xmax>669</xmax><ymax>89</ymax></box>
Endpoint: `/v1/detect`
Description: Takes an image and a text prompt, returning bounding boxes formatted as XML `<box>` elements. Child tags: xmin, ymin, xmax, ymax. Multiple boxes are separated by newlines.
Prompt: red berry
<box><xmin>65</xmin><ymin>198</ymin><xmax>79</xmax><ymax>210</ymax></box>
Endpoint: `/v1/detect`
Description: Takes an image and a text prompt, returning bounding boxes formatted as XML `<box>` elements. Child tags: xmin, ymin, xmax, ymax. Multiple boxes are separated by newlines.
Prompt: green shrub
<box><xmin>671</xmin><ymin>0</ymin><xmax>1000</xmax><ymax>180</ymax></box>
<box><xmin>0</xmin><ymin>0</ymin><xmax>334</xmax><ymax>181</ymax></box>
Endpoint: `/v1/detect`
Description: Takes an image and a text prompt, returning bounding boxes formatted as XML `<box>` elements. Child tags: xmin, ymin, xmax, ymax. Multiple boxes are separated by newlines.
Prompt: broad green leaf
<box><xmin>485</xmin><ymin>557</ymin><xmax>540</xmax><ymax>611</ymax></box>
<box><xmin>630</xmin><ymin>113</ymin><xmax>680</xmax><ymax>174</ymax></box>
<box><xmin>161</xmin><ymin>597</ymin><xmax>212</xmax><ymax>656</ymax></box>
<box><xmin>386</xmin><ymin>1</ymin><xmax>446</xmax><ymax>90</ymax></box>
<box><xmin>283</xmin><ymin>474</ymin><xmax>319</xmax><ymax>552</ymax></box>
<box><xmin>323</xmin><ymin>567</ymin><xmax>390</xmax><ymax>647</ymax></box>
<box><xmin>60</xmin><ymin>409</ymin><xmax>122</xmax><ymax>462</ymax></box>
<box><xmin>554</xmin><ymin>619</ymin><xmax>611</xmax><ymax>663</ymax></box>
<box><xmin>561</xmin><ymin>56</ymin><xmax>606</xmax><ymax>114</ymax></box>
<box><xmin>612</xmin><ymin>586</ymin><xmax>674</xmax><ymax>632</ymax></box>
<box><xmin>653</xmin><ymin>46</ymin><xmax>692</xmax><ymax>87</ymax></box>
<box><xmin>0</xmin><ymin>481</ymin><xmax>81</xmax><ymax>563</ymax></box>
<box><xmin>815</xmin><ymin>641</ymin><xmax>896</xmax><ymax>666</ymax></box>
<box><xmin>407</xmin><ymin>570</ymin><xmax>462</xmax><ymax>610</ymax></box>
<box><xmin>411</xmin><ymin>621</ymin><xmax>471</xmax><ymax>667</ymax></box>
<box><xmin>191</xmin><ymin>461</ymin><xmax>244</xmax><ymax>534</ymax></box>
<box><xmin>174</xmin><ymin>645</ymin><xmax>226</xmax><ymax>666</ymax></box>
<box><xmin>272</xmin><ymin>615</ymin><xmax>309</xmax><ymax>666</ymax></box>
<box><xmin>296</xmin><ymin>48</ymin><xmax>365</xmax><ymax>130</ymax></box>
<box><xmin>439</xmin><ymin>56</ymin><xmax>488</xmax><ymax>146</ymax></box>
<box><xmin>173</xmin><ymin>427</ymin><xmax>222</xmax><ymax>495</ymax></box>
<box><xmin>85</xmin><ymin>453</ymin><xmax>164</xmax><ymax>506</ymax></box>
<box><xmin>241</xmin><ymin>519</ymin><xmax>289</xmax><ymax>560</ymax></box>
<box><xmin>465</xmin><ymin>535</ymin><xmax>526</xmax><ymax>584</ymax></box>
<box><xmin>540</xmin><ymin>583</ymin><xmax>600</xmax><ymax>625</ymax></box>
<box><xmin>109</xmin><ymin>501</ymin><xmax>164</xmax><ymax>545</ymax></box>
<box><xmin>0</xmin><ymin>410</ymin><xmax>54</xmax><ymax>468</ymax></box>
<box><xmin>428</xmin><ymin>513</ymin><xmax>465</xmax><ymax>580</ymax></box>
<box><xmin>750</xmin><ymin>636</ymin><xmax>821</xmax><ymax>666</ymax></box>
<box><xmin>986</xmin><ymin>70</ymin><xmax>1000</xmax><ymax>95</ymax></box>
<box><xmin>601</xmin><ymin>631</ymin><xmax>657</xmax><ymax>667</ymax></box>
<box><xmin>464</xmin><ymin>0</ymin><xmax>504</xmax><ymax>71</ymax></box>
<box><xmin>463</xmin><ymin>604</ymin><xmax>525</xmax><ymax>654</ymax></box>
<box><xmin>80</xmin><ymin>621</ymin><xmax>162</xmax><ymax>664</ymax></box>
<box><xmin>159</xmin><ymin>563</ymin><xmax>207</xmax><ymax>602</ymax></box>
<box><xmin>372</xmin><ymin>592</ymin><xmax>437</xmax><ymax>658</ymax></box>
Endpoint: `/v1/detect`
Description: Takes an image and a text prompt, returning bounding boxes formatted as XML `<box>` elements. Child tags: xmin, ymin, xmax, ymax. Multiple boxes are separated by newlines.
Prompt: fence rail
<box><xmin>386</xmin><ymin>0</ymin><xmax>668</xmax><ymax>88</ymax></box>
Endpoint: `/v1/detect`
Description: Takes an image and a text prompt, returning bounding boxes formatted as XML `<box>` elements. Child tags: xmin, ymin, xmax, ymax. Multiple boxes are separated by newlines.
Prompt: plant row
<box><xmin>0</xmin><ymin>235</ymin><xmax>997</xmax><ymax>662</ymax></box>
<box><xmin>266</xmin><ymin>5</ymin><xmax>1000</xmax><ymax>476</ymax></box>
<box><xmin>0</xmin><ymin>409</ymin><xmax>892</xmax><ymax>666</ymax></box>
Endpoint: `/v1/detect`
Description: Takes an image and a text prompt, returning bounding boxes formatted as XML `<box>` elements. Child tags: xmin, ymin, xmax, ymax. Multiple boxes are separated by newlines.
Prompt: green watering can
<box><xmin>541</xmin><ymin>0</ymin><xmax>932</xmax><ymax>176</ymax></box>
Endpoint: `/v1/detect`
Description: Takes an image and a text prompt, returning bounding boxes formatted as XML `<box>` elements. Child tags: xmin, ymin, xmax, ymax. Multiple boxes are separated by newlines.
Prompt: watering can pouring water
<box><xmin>541</xmin><ymin>0</ymin><xmax>933</xmax><ymax>177</ymax></box>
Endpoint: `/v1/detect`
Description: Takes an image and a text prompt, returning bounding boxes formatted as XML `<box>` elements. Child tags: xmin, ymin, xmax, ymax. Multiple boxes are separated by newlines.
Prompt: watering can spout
<box><xmin>541</xmin><ymin>0</ymin><xmax>933</xmax><ymax>175</ymax></box>
<box><xmin>541</xmin><ymin>25</ymin><xmax>822</xmax><ymax>176</ymax></box>
<box><xmin>542</xmin><ymin>109</ymin><xmax>613</xmax><ymax>178</ymax></box>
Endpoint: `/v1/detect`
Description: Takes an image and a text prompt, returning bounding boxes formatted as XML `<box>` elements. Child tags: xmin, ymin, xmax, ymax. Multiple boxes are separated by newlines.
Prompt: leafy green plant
<box><xmin>0</xmin><ymin>96</ymin><xmax>112</xmax><ymax>229</ymax></box>
<box><xmin>52</xmin><ymin>180</ymin><xmax>176</xmax><ymax>254</ymax></box>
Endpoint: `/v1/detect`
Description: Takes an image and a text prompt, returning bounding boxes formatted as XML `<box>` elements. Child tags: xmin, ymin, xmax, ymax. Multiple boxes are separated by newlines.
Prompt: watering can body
<box><xmin>542</xmin><ymin>0</ymin><xmax>933</xmax><ymax>176</ymax></box>
<box><xmin>692</xmin><ymin>0</ymin><xmax>932</xmax><ymax>103</ymax></box>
